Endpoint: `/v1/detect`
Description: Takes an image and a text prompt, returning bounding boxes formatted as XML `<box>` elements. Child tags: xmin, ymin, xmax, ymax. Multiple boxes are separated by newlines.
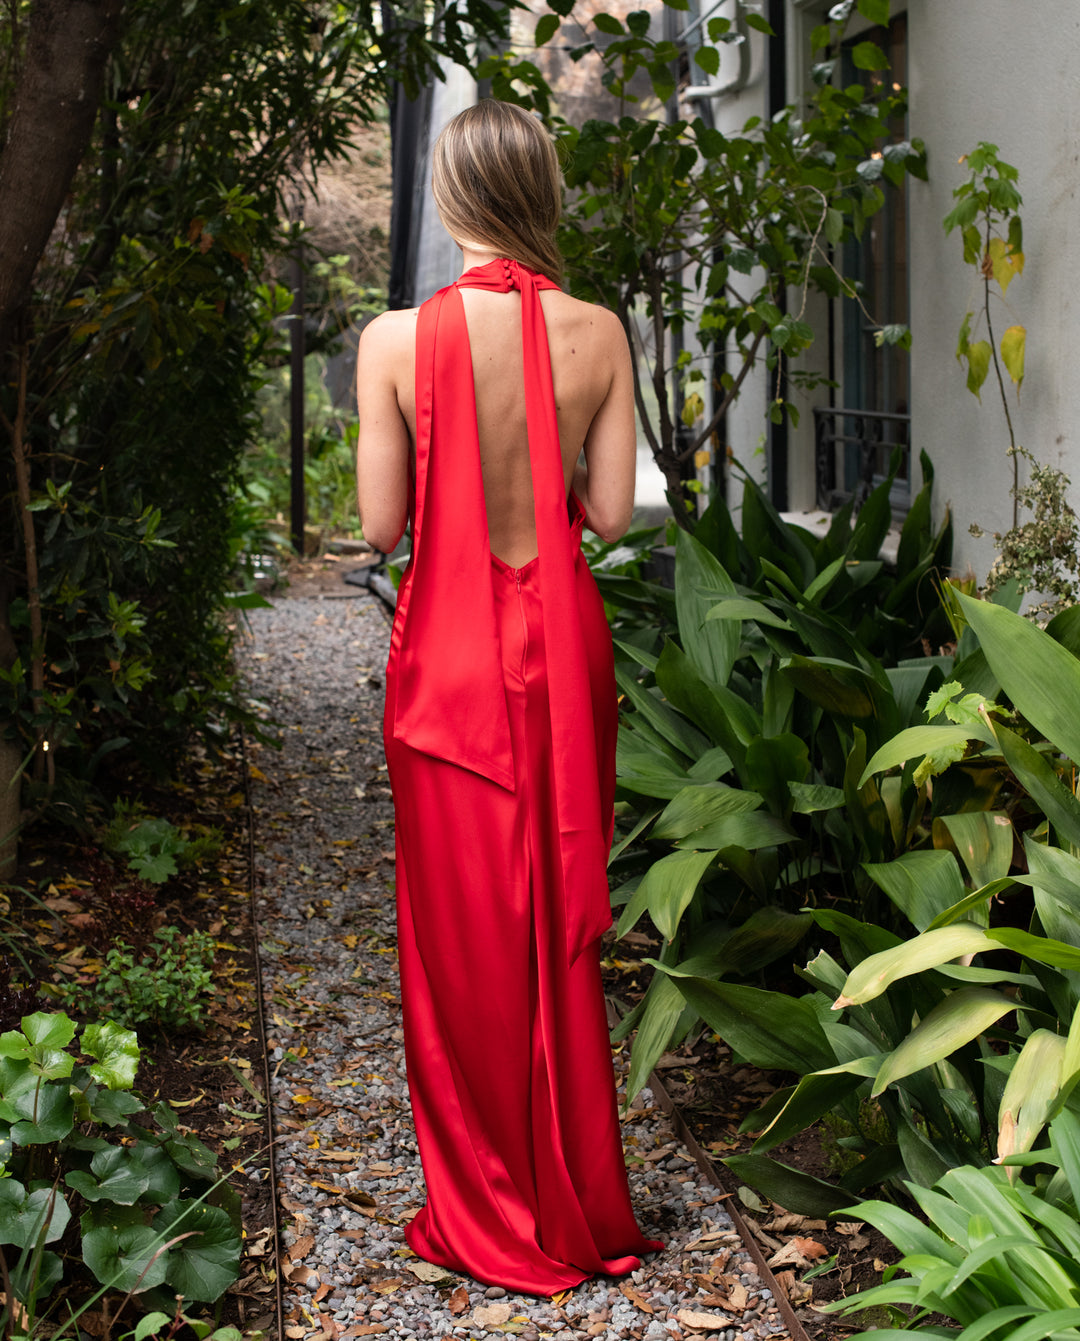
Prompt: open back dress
<box><xmin>383</xmin><ymin>257</ymin><xmax>663</xmax><ymax>1294</ymax></box>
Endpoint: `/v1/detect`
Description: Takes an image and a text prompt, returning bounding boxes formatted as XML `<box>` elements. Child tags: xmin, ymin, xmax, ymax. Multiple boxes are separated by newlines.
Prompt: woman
<box><xmin>355</xmin><ymin>99</ymin><xmax>662</xmax><ymax>1296</ymax></box>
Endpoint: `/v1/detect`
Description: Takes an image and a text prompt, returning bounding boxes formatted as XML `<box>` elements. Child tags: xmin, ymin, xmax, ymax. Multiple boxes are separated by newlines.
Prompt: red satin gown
<box><xmin>383</xmin><ymin>257</ymin><xmax>663</xmax><ymax>1295</ymax></box>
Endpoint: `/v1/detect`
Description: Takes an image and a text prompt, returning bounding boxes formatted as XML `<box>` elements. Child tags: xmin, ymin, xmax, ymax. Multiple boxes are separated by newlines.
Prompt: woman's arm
<box><xmin>576</xmin><ymin>310</ymin><xmax>636</xmax><ymax>542</ymax></box>
<box><xmin>355</xmin><ymin>311</ymin><xmax>413</xmax><ymax>553</ymax></box>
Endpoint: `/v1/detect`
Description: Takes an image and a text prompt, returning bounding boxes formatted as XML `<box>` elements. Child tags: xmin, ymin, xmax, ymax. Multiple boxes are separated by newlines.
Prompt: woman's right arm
<box><xmin>355</xmin><ymin>311</ymin><xmax>413</xmax><ymax>553</ymax></box>
<box><xmin>576</xmin><ymin>308</ymin><xmax>637</xmax><ymax>542</ymax></box>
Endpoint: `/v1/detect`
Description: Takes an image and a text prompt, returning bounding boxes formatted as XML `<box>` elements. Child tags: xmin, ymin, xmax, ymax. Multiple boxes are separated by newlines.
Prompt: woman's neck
<box><xmin>458</xmin><ymin>245</ymin><xmax>503</xmax><ymax>274</ymax></box>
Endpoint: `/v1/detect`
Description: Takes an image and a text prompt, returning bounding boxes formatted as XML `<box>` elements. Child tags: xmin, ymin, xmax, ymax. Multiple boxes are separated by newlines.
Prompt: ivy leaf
<box><xmin>1000</xmin><ymin>325</ymin><xmax>1026</xmax><ymax>389</ymax></box>
<box><xmin>626</xmin><ymin>10</ymin><xmax>651</xmax><ymax>37</ymax></box>
<box><xmin>694</xmin><ymin>45</ymin><xmax>720</xmax><ymax>76</ymax></box>
<box><xmin>534</xmin><ymin>14</ymin><xmax>559</xmax><ymax>45</ymax></box>
<box><xmin>82</xmin><ymin>1021</ymin><xmax>140</xmax><ymax>1091</ymax></box>
<box><xmin>964</xmin><ymin>340</ymin><xmax>992</xmax><ymax>398</ymax></box>
<box><xmin>988</xmin><ymin>236</ymin><xmax>1024</xmax><ymax>294</ymax></box>
<box><xmin>811</xmin><ymin>23</ymin><xmax>832</xmax><ymax>51</ymax></box>
<box><xmin>856</xmin><ymin>0</ymin><xmax>890</xmax><ymax>24</ymax></box>
<box><xmin>851</xmin><ymin>40</ymin><xmax>889</xmax><ymax>70</ymax></box>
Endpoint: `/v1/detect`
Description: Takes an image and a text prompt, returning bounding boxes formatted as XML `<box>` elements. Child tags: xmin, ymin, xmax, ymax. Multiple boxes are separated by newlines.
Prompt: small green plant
<box><xmin>104</xmin><ymin>803</ymin><xmax>223</xmax><ymax>884</ymax></box>
<box><xmin>948</xmin><ymin>144</ymin><xmax>1080</xmax><ymax>619</ymax></box>
<box><xmin>0</xmin><ymin>1010</ymin><xmax>240</xmax><ymax>1319</ymax></box>
<box><xmin>55</xmin><ymin>927</ymin><xmax>216</xmax><ymax>1034</ymax></box>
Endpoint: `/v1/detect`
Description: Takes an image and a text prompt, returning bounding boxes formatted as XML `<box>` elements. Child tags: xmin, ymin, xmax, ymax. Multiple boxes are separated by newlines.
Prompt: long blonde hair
<box><xmin>431</xmin><ymin>100</ymin><xmax>562</xmax><ymax>283</ymax></box>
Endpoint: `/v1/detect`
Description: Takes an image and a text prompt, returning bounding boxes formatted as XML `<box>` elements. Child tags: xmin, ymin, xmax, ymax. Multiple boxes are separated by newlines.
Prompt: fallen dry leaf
<box><xmin>793</xmin><ymin>1235</ymin><xmax>829</xmax><ymax>1259</ymax></box>
<box><xmin>767</xmin><ymin>1240</ymin><xmax>812</xmax><ymax>1269</ymax></box>
<box><xmin>471</xmin><ymin>1302</ymin><xmax>512</xmax><ymax>1327</ymax></box>
<box><xmin>448</xmin><ymin>1286</ymin><xmax>470</xmax><ymax>1315</ymax></box>
<box><xmin>285</xmin><ymin>1328</ymin><xmax>307</xmax><ymax>1339</ymax></box>
<box><xmin>284</xmin><ymin>1263</ymin><xmax>318</xmax><ymax>1288</ymax></box>
<box><xmin>355</xmin><ymin>1329</ymin><xmax>388</xmax><ymax>1338</ymax></box>
<box><xmin>619</xmin><ymin>1282</ymin><xmax>653</xmax><ymax>1313</ymax></box>
<box><xmin>676</xmin><ymin>1308</ymin><xmax>728</xmax><ymax>1331</ymax></box>
<box><xmin>369</xmin><ymin>1278</ymin><xmax>404</xmax><ymax>1295</ymax></box>
<box><xmin>407</xmin><ymin>1260</ymin><xmax>455</xmax><ymax>1284</ymax></box>
<box><xmin>765</xmin><ymin>1212</ymin><xmax>806</xmax><ymax>1232</ymax></box>
<box><xmin>288</xmin><ymin>1234</ymin><xmax>315</xmax><ymax>1261</ymax></box>
<box><xmin>313</xmin><ymin>1283</ymin><xmax>331</xmax><ymax>1304</ymax></box>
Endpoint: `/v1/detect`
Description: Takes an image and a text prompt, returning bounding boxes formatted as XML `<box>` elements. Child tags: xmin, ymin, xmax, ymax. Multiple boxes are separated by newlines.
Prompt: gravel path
<box><xmin>241</xmin><ymin>593</ymin><xmax>791</xmax><ymax>1341</ymax></box>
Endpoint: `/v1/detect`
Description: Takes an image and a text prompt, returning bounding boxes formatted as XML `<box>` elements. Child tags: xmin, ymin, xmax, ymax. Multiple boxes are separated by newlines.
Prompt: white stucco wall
<box><xmin>907</xmin><ymin>0</ymin><xmax>1080</xmax><ymax>582</ymax></box>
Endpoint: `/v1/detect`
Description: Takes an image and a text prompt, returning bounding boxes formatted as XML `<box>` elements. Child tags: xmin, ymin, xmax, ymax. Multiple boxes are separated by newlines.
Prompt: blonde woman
<box><xmin>356</xmin><ymin>99</ymin><xmax>661</xmax><ymax>1295</ymax></box>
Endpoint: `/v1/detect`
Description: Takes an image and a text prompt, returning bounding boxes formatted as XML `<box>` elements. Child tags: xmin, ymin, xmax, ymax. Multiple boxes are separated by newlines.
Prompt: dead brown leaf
<box><xmin>676</xmin><ymin>1308</ymin><xmax>728</xmax><ymax>1331</ymax></box>
<box><xmin>369</xmin><ymin>1278</ymin><xmax>403</xmax><ymax>1295</ymax></box>
<box><xmin>288</xmin><ymin>1234</ymin><xmax>315</xmax><ymax>1262</ymax></box>
<box><xmin>793</xmin><ymin>1235</ymin><xmax>829</xmax><ymax>1259</ymax></box>
<box><xmin>284</xmin><ymin>1263</ymin><xmax>318</xmax><ymax>1288</ymax></box>
<box><xmin>619</xmin><ymin>1281</ymin><xmax>653</xmax><ymax>1313</ymax></box>
<box><xmin>448</xmin><ymin>1286</ymin><xmax>470</xmax><ymax>1315</ymax></box>
<box><xmin>471</xmin><ymin>1302</ymin><xmax>512</xmax><ymax>1328</ymax></box>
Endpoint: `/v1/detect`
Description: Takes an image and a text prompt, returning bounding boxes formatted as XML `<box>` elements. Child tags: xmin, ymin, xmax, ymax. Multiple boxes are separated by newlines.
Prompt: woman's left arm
<box><xmin>355</xmin><ymin>311</ymin><xmax>412</xmax><ymax>553</ymax></box>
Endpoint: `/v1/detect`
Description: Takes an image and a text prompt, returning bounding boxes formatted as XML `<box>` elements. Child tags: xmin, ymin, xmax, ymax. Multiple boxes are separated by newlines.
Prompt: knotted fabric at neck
<box><xmin>389</xmin><ymin>258</ymin><xmax>612</xmax><ymax>965</ymax></box>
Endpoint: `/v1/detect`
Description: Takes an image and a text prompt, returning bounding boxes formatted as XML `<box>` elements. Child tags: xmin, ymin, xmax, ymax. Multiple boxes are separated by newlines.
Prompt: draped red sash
<box><xmin>389</xmin><ymin>258</ymin><xmax>612</xmax><ymax>964</ymax></box>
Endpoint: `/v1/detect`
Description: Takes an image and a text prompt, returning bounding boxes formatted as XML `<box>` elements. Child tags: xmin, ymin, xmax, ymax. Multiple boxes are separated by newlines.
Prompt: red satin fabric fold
<box><xmin>382</xmin><ymin>259</ymin><xmax>662</xmax><ymax>1292</ymax></box>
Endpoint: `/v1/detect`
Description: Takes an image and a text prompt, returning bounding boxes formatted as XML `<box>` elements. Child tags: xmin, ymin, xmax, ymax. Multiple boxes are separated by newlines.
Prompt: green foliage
<box><xmin>824</xmin><ymin>1114</ymin><xmax>1080</xmax><ymax>1337</ymax></box>
<box><xmin>605</xmin><ymin>455</ymin><xmax>952</xmax><ymax>1105</ymax></box>
<box><xmin>1</xmin><ymin>0</ymin><xmax>519</xmax><ymax>801</ymax></box>
<box><xmin>0</xmin><ymin>1011</ymin><xmax>239</xmax><ymax>1316</ymax></box>
<box><xmin>103</xmin><ymin>802</ymin><xmax>223</xmax><ymax>885</ymax></box>
<box><xmin>482</xmin><ymin>0</ymin><xmax>924</xmax><ymax>511</ymax></box>
<box><xmin>55</xmin><ymin>928</ymin><xmax>216</xmax><ymax>1034</ymax></box>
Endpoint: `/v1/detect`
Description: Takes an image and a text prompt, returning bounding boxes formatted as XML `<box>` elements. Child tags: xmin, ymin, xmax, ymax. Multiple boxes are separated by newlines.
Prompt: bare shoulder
<box><xmin>541</xmin><ymin>291</ymin><xmax>627</xmax><ymax>353</ymax></box>
<box><xmin>357</xmin><ymin>308</ymin><xmax>418</xmax><ymax>364</ymax></box>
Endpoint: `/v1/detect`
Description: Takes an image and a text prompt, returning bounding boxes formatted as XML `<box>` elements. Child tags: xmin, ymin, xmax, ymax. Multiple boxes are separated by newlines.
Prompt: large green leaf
<box><xmin>935</xmin><ymin>811</ymin><xmax>1014</xmax><ymax>889</ymax></box>
<box><xmin>991</xmin><ymin>718</ymin><xmax>1080</xmax><ymax>849</ymax></box>
<box><xmin>753</xmin><ymin>1060</ymin><xmax>878</xmax><ymax>1152</ymax></box>
<box><xmin>863</xmin><ymin>850</ymin><xmax>968</xmax><ymax>932</ymax></box>
<box><xmin>615</xmin><ymin>666</ymin><xmax>710</xmax><ymax>760</ymax></box>
<box><xmin>997</xmin><ymin>1030</ymin><xmax>1067</xmax><ymax>1165</ymax></box>
<box><xmin>0</xmin><ymin>1079</ymin><xmax>75</xmax><ymax>1145</ymax></box>
<box><xmin>925</xmin><ymin>878</ymin><xmax>1017</xmax><ymax>931</ymax></box>
<box><xmin>655</xmin><ymin>638</ymin><xmax>758</xmax><ymax>771</ymax></box>
<box><xmin>674</xmin><ymin>908</ymin><xmax>813</xmax><ymax>982</ymax></box>
<box><xmin>721</xmin><ymin>1154</ymin><xmax>854</xmax><ymax>1218</ymax></box>
<box><xmin>623</xmin><ymin>973</ymin><xmax>686</xmax><ymax>1106</ymax></box>
<box><xmin>633</xmin><ymin>847</ymin><xmax>718</xmax><ymax>942</ymax></box>
<box><xmin>958</xmin><ymin>591</ymin><xmax>1080</xmax><ymax>764</ymax></box>
<box><xmin>675</xmin><ymin>527</ymin><xmax>738</xmax><ymax>686</ymax></box>
<box><xmin>835</xmin><ymin>922</ymin><xmax>995</xmax><ymax>1007</ymax></box>
<box><xmin>742</xmin><ymin>734</ymin><xmax>809</xmax><ymax>819</ymax></box>
<box><xmin>780</xmin><ymin>654</ymin><xmax>887</xmax><ymax>719</ymax></box>
<box><xmin>82</xmin><ymin>1021</ymin><xmax>140</xmax><ymax>1091</ymax></box>
<box><xmin>650</xmin><ymin>783</ymin><xmax>761</xmax><ymax>842</ymax></box>
<box><xmin>895</xmin><ymin>1114</ymin><xmax>952</xmax><ymax>1190</ymax></box>
<box><xmin>156</xmin><ymin>1200</ymin><xmax>241</xmax><ymax>1302</ymax></box>
<box><xmin>651</xmin><ymin>972</ymin><xmax>834</xmax><ymax>1072</ymax></box>
<box><xmin>66</xmin><ymin>1145</ymin><xmax>157</xmax><ymax>1206</ymax></box>
<box><xmin>988</xmin><ymin>928</ymin><xmax>1080</xmax><ymax>971</ymax></box>
<box><xmin>860</xmin><ymin>724</ymin><xmax>995</xmax><ymax>786</ymax></box>
<box><xmin>808</xmin><ymin>908</ymin><xmax>902</xmax><ymax>968</ymax></box>
<box><xmin>0</xmin><ymin>1180</ymin><xmax>71</xmax><ymax>1248</ymax></box>
<box><xmin>675</xmin><ymin>809</ymin><xmax>793</xmax><ymax>852</ymax></box>
<box><xmin>1024</xmin><ymin>839</ymin><xmax>1080</xmax><ymax>950</ymax></box>
<box><xmin>789</xmin><ymin>782</ymin><xmax>845</xmax><ymax>814</ymax></box>
<box><xmin>871</xmin><ymin>987</ymin><xmax>1016</xmax><ymax>1097</ymax></box>
<box><xmin>81</xmin><ymin>1205</ymin><xmax>169</xmax><ymax>1294</ymax></box>
<box><xmin>704</xmin><ymin>597</ymin><xmax>793</xmax><ymax>632</ymax></box>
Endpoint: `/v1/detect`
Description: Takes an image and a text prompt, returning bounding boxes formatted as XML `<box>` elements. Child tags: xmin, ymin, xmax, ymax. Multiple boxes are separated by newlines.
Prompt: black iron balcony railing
<box><xmin>813</xmin><ymin>406</ymin><xmax>912</xmax><ymax>511</ymax></box>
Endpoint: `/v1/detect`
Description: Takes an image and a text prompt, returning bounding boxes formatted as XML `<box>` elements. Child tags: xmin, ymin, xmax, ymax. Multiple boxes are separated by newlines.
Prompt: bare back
<box><xmin>355</xmin><ymin>273</ymin><xmax>635</xmax><ymax>563</ymax></box>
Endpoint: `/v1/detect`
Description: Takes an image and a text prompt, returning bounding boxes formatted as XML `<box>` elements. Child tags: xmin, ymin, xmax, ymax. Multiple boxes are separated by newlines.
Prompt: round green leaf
<box><xmin>81</xmin><ymin>1021</ymin><xmax>140</xmax><ymax>1091</ymax></box>
<box><xmin>21</xmin><ymin>1013</ymin><xmax>76</xmax><ymax>1053</ymax></box>
<box><xmin>0</xmin><ymin>1179</ymin><xmax>71</xmax><ymax>1248</ymax></box>
<box><xmin>66</xmin><ymin>1146</ymin><xmax>151</xmax><ymax>1205</ymax></box>
<box><xmin>81</xmin><ymin>1205</ymin><xmax>169</xmax><ymax>1294</ymax></box>
<box><xmin>156</xmin><ymin>1200</ymin><xmax>241</xmax><ymax>1302</ymax></box>
<box><xmin>8</xmin><ymin>1080</ymin><xmax>75</xmax><ymax>1145</ymax></box>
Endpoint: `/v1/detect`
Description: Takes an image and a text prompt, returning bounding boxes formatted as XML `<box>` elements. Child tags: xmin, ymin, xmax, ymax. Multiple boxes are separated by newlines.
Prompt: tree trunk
<box><xmin>0</xmin><ymin>579</ymin><xmax>20</xmax><ymax>881</ymax></box>
<box><xmin>0</xmin><ymin>0</ymin><xmax>124</xmax><ymax>369</ymax></box>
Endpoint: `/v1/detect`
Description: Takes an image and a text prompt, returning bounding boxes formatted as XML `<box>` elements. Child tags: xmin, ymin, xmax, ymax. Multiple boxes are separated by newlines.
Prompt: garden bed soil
<box><xmin>8</xmin><ymin>741</ymin><xmax>276</xmax><ymax>1337</ymax></box>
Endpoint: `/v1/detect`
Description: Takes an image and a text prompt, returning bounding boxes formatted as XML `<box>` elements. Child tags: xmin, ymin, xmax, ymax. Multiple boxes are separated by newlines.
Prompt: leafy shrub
<box><xmin>824</xmin><ymin>1112</ymin><xmax>1080</xmax><ymax>1338</ymax></box>
<box><xmin>55</xmin><ymin>928</ymin><xmax>217</xmax><ymax>1034</ymax></box>
<box><xmin>0</xmin><ymin>1011</ymin><xmax>240</xmax><ymax>1315</ymax></box>
<box><xmin>606</xmin><ymin>457</ymin><xmax>953</xmax><ymax>1102</ymax></box>
<box><xmin>104</xmin><ymin>803</ymin><xmax>224</xmax><ymax>885</ymax></box>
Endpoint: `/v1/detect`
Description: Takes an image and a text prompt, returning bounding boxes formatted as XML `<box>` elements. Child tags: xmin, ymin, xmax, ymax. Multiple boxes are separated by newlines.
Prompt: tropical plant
<box><xmin>484</xmin><ymin>0</ymin><xmax>924</xmax><ymax>515</ymax></box>
<box><xmin>823</xmin><ymin>1113</ymin><xmax>1080</xmax><ymax>1338</ymax></box>
<box><xmin>0</xmin><ymin>1010</ymin><xmax>240</xmax><ymax>1316</ymax></box>
<box><xmin>665</xmin><ymin>586</ymin><xmax>1080</xmax><ymax>1215</ymax></box>
<box><xmin>608</xmin><ymin>458</ymin><xmax>953</xmax><ymax>1104</ymax></box>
